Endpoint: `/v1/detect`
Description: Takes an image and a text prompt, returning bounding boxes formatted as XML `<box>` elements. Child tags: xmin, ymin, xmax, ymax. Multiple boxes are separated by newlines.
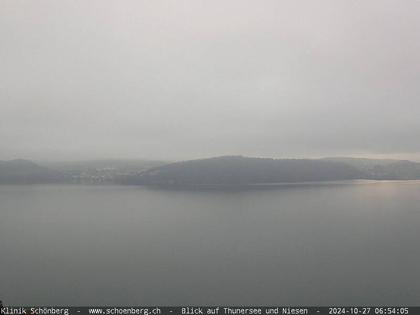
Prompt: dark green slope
<box><xmin>123</xmin><ymin>156</ymin><xmax>365</xmax><ymax>185</ymax></box>
<box><xmin>0</xmin><ymin>159</ymin><xmax>65</xmax><ymax>184</ymax></box>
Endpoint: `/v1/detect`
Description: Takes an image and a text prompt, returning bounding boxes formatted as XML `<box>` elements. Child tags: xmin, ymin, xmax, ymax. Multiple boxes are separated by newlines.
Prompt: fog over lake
<box><xmin>2</xmin><ymin>0</ymin><xmax>420</xmax><ymax>308</ymax></box>
<box><xmin>1</xmin><ymin>182</ymin><xmax>419</xmax><ymax>305</ymax></box>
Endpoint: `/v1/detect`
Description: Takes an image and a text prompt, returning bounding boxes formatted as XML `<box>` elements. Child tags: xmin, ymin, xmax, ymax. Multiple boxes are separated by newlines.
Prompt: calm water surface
<box><xmin>1</xmin><ymin>182</ymin><xmax>419</xmax><ymax>305</ymax></box>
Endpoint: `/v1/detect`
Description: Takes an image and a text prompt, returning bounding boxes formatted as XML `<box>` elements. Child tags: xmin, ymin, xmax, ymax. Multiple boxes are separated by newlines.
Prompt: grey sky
<box><xmin>1</xmin><ymin>0</ymin><xmax>420</xmax><ymax>161</ymax></box>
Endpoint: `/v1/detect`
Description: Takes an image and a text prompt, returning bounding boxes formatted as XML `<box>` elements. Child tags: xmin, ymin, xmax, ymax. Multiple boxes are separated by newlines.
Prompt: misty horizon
<box><xmin>1</xmin><ymin>152</ymin><xmax>420</xmax><ymax>164</ymax></box>
<box><xmin>2</xmin><ymin>153</ymin><xmax>420</xmax><ymax>164</ymax></box>
<box><xmin>2</xmin><ymin>0</ymin><xmax>420</xmax><ymax>161</ymax></box>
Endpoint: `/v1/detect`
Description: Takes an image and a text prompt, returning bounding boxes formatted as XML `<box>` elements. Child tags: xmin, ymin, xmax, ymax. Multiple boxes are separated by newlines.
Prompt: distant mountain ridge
<box><xmin>0</xmin><ymin>159</ymin><xmax>167</xmax><ymax>184</ymax></box>
<box><xmin>2</xmin><ymin>156</ymin><xmax>420</xmax><ymax>185</ymax></box>
<box><xmin>324</xmin><ymin>157</ymin><xmax>420</xmax><ymax>180</ymax></box>
<box><xmin>123</xmin><ymin>156</ymin><xmax>420</xmax><ymax>186</ymax></box>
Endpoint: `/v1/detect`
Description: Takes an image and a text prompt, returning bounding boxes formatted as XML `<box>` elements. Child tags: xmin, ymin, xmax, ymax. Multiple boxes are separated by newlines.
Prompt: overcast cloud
<box><xmin>1</xmin><ymin>0</ymin><xmax>420</xmax><ymax>161</ymax></box>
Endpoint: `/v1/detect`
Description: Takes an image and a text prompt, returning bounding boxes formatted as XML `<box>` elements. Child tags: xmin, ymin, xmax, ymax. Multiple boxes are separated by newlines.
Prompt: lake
<box><xmin>1</xmin><ymin>181</ymin><xmax>419</xmax><ymax>305</ymax></box>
